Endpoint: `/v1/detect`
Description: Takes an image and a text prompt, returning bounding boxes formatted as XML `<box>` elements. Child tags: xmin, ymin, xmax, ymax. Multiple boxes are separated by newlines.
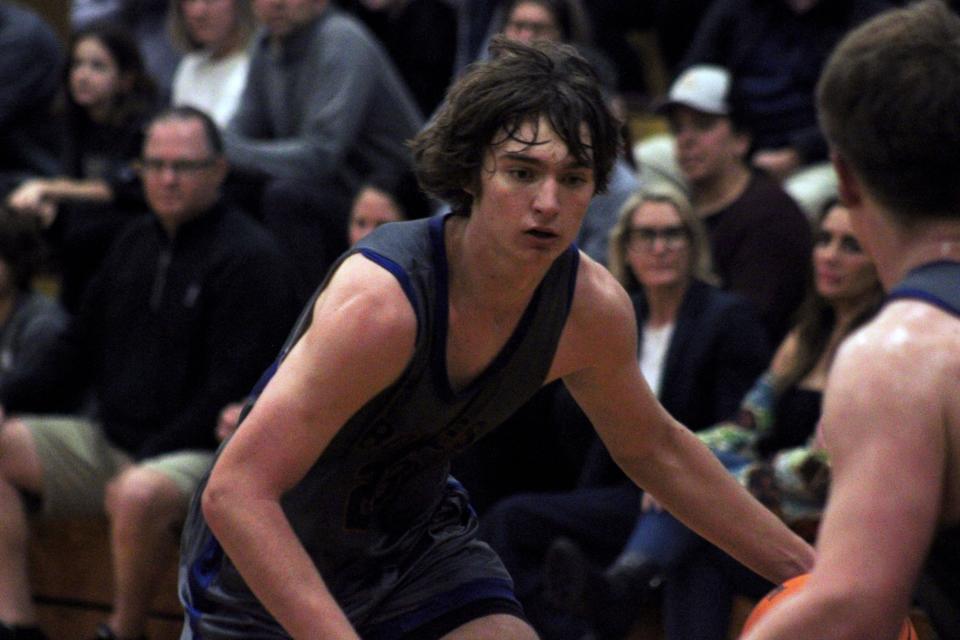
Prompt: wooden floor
<box><xmin>27</xmin><ymin>519</ymin><xmax>940</xmax><ymax>640</ymax></box>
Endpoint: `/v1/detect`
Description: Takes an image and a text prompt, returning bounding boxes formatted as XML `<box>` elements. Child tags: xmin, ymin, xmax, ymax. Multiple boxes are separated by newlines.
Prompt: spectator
<box><xmin>637</xmin><ymin>0</ymin><xmax>893</xmax><ymax>216</ymax></box>
<box><xmin>169</xmin><ymin>0</ymin><xmax>257</xmax><ymax>128</ymax></box>
<box><xmin>0</xmin><ymin>211</ymin><xmax>69</xmax><ymax>405</ymax></box>
<box><xmin>0</xmin><ymin>2</ymin><xmax>64</xmax><ymax>198</ymax></box>
<box><xmin>546</xmin><ymin>200</ymin><xmax>883</xmax><ymax>640</ymax></box>
<box><xmin>224</xmin><ymin>0</ymin><xmax>423</xmax><ymax>296</ymax></box>
<box><xmin>481</xmin><ymin>182</ymin><xmax>770</xmax><ymax>640</ymax></box>
<box><xmin>658</xmin><ymin>65</ymin><xmax>812</xmax><ymax>344</ymax></box>
<box><xmin>5</xmin><ymin>23</ymin><xmax>159</xmax><ymax>314</ymax></box>
<box><xmin>0</xmin><ymin>107</ymin><xmax>299</xmax><ymax>640</ymax></box>
<box><xmin>73</xmin><ymin>0</ymin><xmax>182</xmax><ymax>97</ymax></box>
<box><xmin>745</xmin><ymin>2</ymin><xmax>960</xmax><ymax>638</ymax></box>
<box><xmin>336</xmin><ymin>0</ymin><xmax>457</xmax><ymax>117</ymax></box>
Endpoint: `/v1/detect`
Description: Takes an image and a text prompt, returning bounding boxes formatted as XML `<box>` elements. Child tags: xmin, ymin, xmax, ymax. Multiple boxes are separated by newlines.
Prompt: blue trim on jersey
<box><xmin>888</xmin><ymin>289</ymin><xmax>960</xmax><ymax>317</ymax></box>
<box><xmin>429</xmin><ymin>214</ymin><xmax>453</xmax><ymax>398</ymax></box>
<box><xmin>248</xmin><ymin>359</ymin><xmax>279</xmax><ymax>398</ymax></box>
<box><xmin>184</xmin><ymin>535</ymin><xmax>225</xmax><ymax>638</ymax></box>
<box><xmin>357</xmin><ymin>247</ymin><xmax>422</xmax><ymax>341</ymax></box>
<box><xmin>565</xmin><ymin>246</ymin><xmax>580</xmax><ymax>312</ymax></box>
<box><xmin>361</xmin><ymin>577</ymin><xmax>519</xmax><ymax>640</ymax></box>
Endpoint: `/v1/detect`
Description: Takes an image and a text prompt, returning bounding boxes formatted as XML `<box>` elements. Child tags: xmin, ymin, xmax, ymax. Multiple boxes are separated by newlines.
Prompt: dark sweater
<box><xmin>0</xmin><ymin>202</ymin><xmax>300</xmax><ymax>458</ymax></box>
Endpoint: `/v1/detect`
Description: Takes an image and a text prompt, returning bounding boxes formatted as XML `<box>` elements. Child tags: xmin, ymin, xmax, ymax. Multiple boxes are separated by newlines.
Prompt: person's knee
<box><xmin>0</xmin><ymin>419</ymin><xmax>43</xmax><ymax>493</ymax></box>
<box><xmin>439</xmin><ymin>613</ymin><xmax>539</xmax><ymax>639</ymax></box>
<box><xmin>105</xmin><ymin>466</ymin><xmax>183</xmax><ymax>531</ymax></box>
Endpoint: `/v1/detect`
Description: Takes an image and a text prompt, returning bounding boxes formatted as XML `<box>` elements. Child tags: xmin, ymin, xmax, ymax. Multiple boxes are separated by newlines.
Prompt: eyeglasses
<box><xmin>626</xmin><ymin>225</ymin><xmax>689</xmax><ymax>252</ymax></box>
<box><xmin>137</xmin><ymin>157</ymin><xmax>217</xmax><ymax>176</ymax></box>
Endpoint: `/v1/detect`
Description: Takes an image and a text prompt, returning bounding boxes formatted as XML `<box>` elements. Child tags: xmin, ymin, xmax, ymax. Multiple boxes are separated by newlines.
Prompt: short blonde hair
<box><xmin>607</xmin><ymin>181</ymin><xmax>716</xmax><ymax>290</ymax></box>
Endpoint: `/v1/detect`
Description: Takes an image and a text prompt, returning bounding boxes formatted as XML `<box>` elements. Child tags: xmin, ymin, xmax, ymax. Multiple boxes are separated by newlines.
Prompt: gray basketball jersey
<box><xmin>179</xmin><ymin>213</ymin><xmax>579</xmax><ymax>637</ymax></box>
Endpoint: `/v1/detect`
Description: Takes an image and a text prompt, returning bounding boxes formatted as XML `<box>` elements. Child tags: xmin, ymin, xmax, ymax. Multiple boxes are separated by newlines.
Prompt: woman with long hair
<box><xmin>4</xmin><ymin>23</ymin><xmax>158</xmax><ymax>312</ymax></box>
<box><xmin>546</xmin><ymin>200</ymin><xmax>884</xmax><ymax>640</ymax></box>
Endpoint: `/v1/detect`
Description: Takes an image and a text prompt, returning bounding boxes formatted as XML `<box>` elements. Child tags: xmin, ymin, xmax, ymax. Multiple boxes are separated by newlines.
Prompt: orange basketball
<box><xmin>739</xmin><ymin>573</ymin><xmax>919</xmax><ymax>639</ymax></box>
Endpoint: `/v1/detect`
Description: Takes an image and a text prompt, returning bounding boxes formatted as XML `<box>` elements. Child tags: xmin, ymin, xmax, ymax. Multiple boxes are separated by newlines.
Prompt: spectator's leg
<box><xmin>0</xmin><ymin>419</ymin><xmax>45</xmax><ymax>629</ymax></box>
<box><xmin>480</xmin><ymin>484</ymin><xmax>639</xmax><ymax>640</ymax></box>
<box><xmin>104</xmin><ymin>466</ymin><xmax>185</xmax><ymax>639</ymax></box>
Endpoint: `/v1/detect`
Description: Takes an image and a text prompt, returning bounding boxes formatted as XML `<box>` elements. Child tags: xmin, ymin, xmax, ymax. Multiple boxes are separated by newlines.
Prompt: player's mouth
<box><xmin>526</xmin><ymin>227</ymin><xmax>559</xmax><ymax>240</ymax></box>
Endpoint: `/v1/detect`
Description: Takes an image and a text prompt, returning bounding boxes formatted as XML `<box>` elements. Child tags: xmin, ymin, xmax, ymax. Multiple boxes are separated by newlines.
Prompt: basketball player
<box><xmin>178</xmin><ymin>37</ymin><xmax>813</xmax><ymax>639</ymax></box>
<box><xmin>742</xmin><ymin>2</ymin><xmax>960</xmax><ymax>639</ymax></box>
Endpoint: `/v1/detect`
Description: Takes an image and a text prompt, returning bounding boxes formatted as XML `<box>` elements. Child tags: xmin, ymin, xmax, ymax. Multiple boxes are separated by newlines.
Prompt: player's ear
<box><xmin>831</xmin><ymin>150</ymin><xmax>862</xmax><ymax>208</ymax></box>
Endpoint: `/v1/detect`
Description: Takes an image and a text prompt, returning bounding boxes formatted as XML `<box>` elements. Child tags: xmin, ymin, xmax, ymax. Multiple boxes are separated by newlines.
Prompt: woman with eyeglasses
<box><xmin>546</xmin><ymin>199</ymin><xmax>885</xmax><ymax>640</ymax></box>
<box><xmin>4</xmin><ymin>23</ymin><xmax>158</xmax><ymax>313</ymax></box>
<box><xmin>480</xmin><ymin>180</ymin><xmax>770</xmax><ymax>640</ymax></box>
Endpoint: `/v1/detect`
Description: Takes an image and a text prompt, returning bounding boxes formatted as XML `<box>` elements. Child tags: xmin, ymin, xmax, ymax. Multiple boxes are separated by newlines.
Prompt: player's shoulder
<box><xmin>835</xmin><ymin>299</ymin><xmax>960</xmax><ymax>390</ymax></box>
<box><xmin>565</xmin><ymin>252</ymin><xmax>636</xmax><ymax>341</ymax></box>
<box><xmin>571</xmin><ymin>252</ymin><xmax>633</xmax><ymax>315</ymax></box>
<box><xmin>314</xmin><ymin>253</ymin><xmax>419</xmax><ymax>340</ymax></box>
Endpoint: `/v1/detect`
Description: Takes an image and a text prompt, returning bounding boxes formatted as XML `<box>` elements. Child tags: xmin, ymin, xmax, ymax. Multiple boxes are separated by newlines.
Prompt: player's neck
<box><xmin>886</xmin><ymin>222</ymin><xmax>960</xmax><ymax>285</ymax></box>
<box><xmin>445</xmin><ymin>215</ymin><xmax>550</xmax><ymax>312</ymax></box>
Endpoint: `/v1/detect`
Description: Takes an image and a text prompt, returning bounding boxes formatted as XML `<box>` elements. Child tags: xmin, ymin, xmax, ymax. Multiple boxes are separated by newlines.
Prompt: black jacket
<box><xmin>1</xmin><ymin>201</ymin><xmax>300</xmax><ymax>459</ymax></box>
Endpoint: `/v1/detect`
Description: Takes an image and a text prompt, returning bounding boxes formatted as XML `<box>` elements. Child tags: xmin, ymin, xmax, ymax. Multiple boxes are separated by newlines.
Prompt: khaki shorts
<box><xmin>22</xmin><ymin>415</ymin><xmax>213</xmax><ymax>519</ymax></box>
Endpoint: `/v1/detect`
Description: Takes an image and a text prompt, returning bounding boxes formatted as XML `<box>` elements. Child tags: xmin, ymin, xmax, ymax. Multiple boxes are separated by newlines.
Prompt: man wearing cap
<box><xmin>659</xmin><ymin>64</ymin><xmax>812</xmax><ymax>344</ymax></box>
<box><xmin>653</xmin><ymin>0</ymin><xmax>894</xmax><ymax>215</ymax></box>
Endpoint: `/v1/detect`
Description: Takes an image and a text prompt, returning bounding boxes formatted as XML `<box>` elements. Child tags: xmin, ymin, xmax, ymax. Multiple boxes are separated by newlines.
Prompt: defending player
<box><xmin>178</xmin><ymin>37</ymin><xmax>813</xmax><ymax>639</ymax></box>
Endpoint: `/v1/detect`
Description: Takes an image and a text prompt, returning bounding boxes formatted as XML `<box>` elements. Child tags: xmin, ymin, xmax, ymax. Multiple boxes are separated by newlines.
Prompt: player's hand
<box><xmin>7</xmin><ymin>180</ymin><xmax>50</xmax><ymax>215</ymax></box>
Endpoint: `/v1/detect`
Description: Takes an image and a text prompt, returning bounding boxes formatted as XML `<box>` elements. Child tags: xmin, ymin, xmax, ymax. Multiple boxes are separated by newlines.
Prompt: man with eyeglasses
<box><xmin>0</xmin><ymin>106</ymin><xmax>299</xmax><ymax>640</ymax></box>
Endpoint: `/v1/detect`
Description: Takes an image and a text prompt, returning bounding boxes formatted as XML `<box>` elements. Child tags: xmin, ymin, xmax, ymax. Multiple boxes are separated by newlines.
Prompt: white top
<box><xmin>640</xmin><ymin>322</ymin><xmax>675</xmax><ymax>397</ymax></box>
<box><xmin>172</xmin><ymin>48</ymin><xmax>251</xmax><ymax>128</ymax></box>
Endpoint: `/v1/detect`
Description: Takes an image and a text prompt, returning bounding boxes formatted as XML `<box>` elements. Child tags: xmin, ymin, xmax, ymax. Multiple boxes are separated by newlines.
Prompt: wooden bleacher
<box><xmin>29</xmin><ymin>518</ymin><xmax>181</xmax><ymax>640</ymax></box>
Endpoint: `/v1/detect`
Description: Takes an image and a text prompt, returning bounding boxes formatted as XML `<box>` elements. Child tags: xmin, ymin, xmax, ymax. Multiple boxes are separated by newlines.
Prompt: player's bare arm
<box><xmin>557</xmin><ymin>257</ymin><xmax>814</xmax><ymax>584</ymax></box>
<box><xmin>744</xmin><ymin>301</ymin><xmax>958</xmax><ymax>640</ymax></box>
<box><xmin>201</xmin><ymin>254</ymin><xmax>417</xmax><ymax>639</ymax></box>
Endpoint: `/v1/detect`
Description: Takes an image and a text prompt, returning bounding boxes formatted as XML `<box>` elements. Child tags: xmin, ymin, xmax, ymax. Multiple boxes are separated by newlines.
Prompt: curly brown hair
<box><xmin>410</xmin><ymin>36</ymin><xmax>621</xmax><ymax>215</ymax></box>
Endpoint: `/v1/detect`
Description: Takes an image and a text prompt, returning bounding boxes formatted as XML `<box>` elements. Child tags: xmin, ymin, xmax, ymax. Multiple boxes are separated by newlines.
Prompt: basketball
<box><xmin>739</xmin><ymin>573</ymin><xmax>919</xmax><ymax>639</ymax></box>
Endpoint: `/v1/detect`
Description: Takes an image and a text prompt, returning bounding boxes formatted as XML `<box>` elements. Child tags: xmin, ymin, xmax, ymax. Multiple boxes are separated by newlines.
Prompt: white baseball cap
<box><xmin>657</xmin><ymin>65</ymin><xmax>732</xmax><ymax>116</ymax></box>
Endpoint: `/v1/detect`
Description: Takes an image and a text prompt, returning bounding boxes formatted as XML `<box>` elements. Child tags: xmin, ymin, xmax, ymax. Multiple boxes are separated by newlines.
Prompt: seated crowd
<box><xmin>0</xmin><ymin>1</ymin><xmax>935</xmax><ymax>639</ymax></box>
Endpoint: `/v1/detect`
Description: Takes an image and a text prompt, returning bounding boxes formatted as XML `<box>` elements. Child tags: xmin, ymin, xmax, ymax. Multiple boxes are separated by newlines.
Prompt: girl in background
<box><xmin>5</xmin><ymin>23</ymin><xmax>157</xmax><ymax>312</ymax></box>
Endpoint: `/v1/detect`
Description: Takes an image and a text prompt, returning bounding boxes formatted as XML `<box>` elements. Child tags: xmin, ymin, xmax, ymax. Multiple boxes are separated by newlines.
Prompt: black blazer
<box><xmin>576</xmin><ymin>279</ymin><xmax>771</xmax><ymax>487</ymax></box>
<box><xmin>635</xmin><ymin>279</ymin><xmax>771</xmax><ymax>432</ymax></box>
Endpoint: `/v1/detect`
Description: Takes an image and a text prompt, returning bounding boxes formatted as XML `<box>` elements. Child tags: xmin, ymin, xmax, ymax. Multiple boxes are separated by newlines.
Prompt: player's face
<box><xmin>625</xmin><ymin>201</ymin><xmax>692</xmax><ymax>291</ymax></box>
<box><xmin>141</xmin><ymin>118</ymin><xmax>227</xmax><ymax>234</ymax></box>
<box><xmin>470</xmin><ymin>117</ymin><xmax>595</xmax><ymax>263</ymax></box>
<box><xmin>348</xmin><ymin>186</ymin><xmax>404</xmax><ymax>246</ymax></box>
<box><xmin>254</xmin><ymin>0</ymin><xmax>322</xmax><ymax>38</ymax></box>
<box><xmin>670</xmin><ymin>106</ymin><xmax>749</xmax><ymax>185</ymax></box>
<box><xmin>814</xmin><ymin>204</ymin><xmax>878</xmax><ymax>305</ymax></box>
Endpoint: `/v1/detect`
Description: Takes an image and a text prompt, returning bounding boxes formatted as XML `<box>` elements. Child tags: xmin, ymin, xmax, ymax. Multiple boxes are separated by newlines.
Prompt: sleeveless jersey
<box><xmin>888</xmin><ymin>261</ymin><xmax>960</xmax><ymax>630</ymax></box>
<box><xmin>179</xmin><ymin>213</ymin><xmax>579</xmax><ymax>636</ymax></box>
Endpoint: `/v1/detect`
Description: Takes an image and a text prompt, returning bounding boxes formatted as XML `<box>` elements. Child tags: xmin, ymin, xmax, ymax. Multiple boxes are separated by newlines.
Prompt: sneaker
<box><xmin>544</xmin><ymin>538</ymin><xmax>660</xmax><ymax>639</ymax></box>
